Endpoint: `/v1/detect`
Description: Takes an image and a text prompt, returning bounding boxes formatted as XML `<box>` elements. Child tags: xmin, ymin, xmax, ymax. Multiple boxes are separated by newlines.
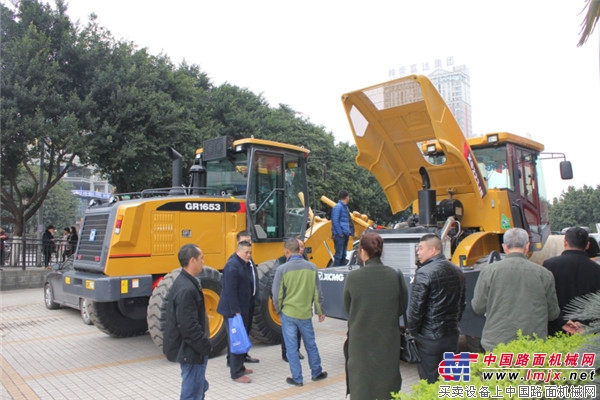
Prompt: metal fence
<box><xmin>1</xmin><ymin>238</ymin><xmax>72</xmax><ymax>269</ymax></box>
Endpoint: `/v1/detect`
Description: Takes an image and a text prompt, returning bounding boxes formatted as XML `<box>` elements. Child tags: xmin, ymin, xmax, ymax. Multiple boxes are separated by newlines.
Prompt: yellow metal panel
<box><xmin>305</xmin><ymin>219</ymin><xmax>335</xmax><ymax>268</ymax></box>
<box><xmin>105</xmin><ymin>196</ymin><xmax>243</xmax><ymax>276</ymax></box>
<box><xmin>441</xmin><ymin>190</ymin><xmax>513</xmax><ymax>234</ymax></box>
<box><xmin>111</xmin><ymin>201</ymin><xmax>145</xmax><ymax>247</ymax></box>
<box><xmin>252</xmin><ymin>242</ymin><xmax>290</xmax><ymax>265</ymax></box>
<box><xmin>468</xmin><ymin>132</ymin><xmax>544</xmax><ymax>152</ymax></box>
<box><xmin>342</xmin><ymin>75</ymin><xmax>486</xmax><ymax>214</ymax></box>
<box><xmin>195</xmin><ymin>138</ymin><xmax>310</xmax><ymax>156</ymax></box>
<box><xmin>152</xmin><ymin>212</ymin><xmax>176</xmax><ymax>255</ymax></box>
<box><xmin>184</xmin><ymin>208</ymin><xmax>226</xmax><ymax>269</ymax></box>
<box><xmin>451</xmin><ymin>231</ymin><xmax>501</xmax><ymax>267</ymax></box>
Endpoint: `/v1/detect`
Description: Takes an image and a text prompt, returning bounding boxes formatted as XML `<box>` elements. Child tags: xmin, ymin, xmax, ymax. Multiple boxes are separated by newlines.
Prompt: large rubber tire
<box><xmin>147</xmin><ymin>268</ymin><xmax>182</xmax><ymax>349</ymax></box>
<box><xmin>90</xmin><ymin>298</ymin><xmax>149</xmax><ymax>338</ymax></box>
<box><xmin>251</xmin><ymin>260</ymin><xmax>282</xmax><ymax>345</ymax></box>
<box><xmin>147</xmin><ymin>266</ymin><xmax>228</xmax><ymax>358</ymax></box>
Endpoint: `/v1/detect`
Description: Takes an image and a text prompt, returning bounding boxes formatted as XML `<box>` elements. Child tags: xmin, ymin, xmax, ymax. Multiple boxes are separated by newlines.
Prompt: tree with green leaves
<box><xmin>85</xmin><ymin>46</ymin><xmax>206</xmax><ymax>192</ymax></box>
<box><xmin>37</xmin><ymin>179</ymin><xmax>79</xmax><ymax>231</ymax></box>
<box><xmin>549</xmin><ymin>185</ymin><xmax>600</xmax><ymax>232</ymax></box>
<box><xmin>1</xmin><ymin>0</ymin><xmax>96</xmax><ymax>236</ymax></box>
<box><xmin>0</xmin><ymin>0</ymin><xmax>403</xmax><ymax>234</ymax></box>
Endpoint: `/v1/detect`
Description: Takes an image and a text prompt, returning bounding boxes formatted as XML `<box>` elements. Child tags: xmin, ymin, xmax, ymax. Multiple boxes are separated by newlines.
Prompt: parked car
<box><xmin>44</xmin><ymin>256</ymin><xmax>92</xmax><ymax>324</ymax></box>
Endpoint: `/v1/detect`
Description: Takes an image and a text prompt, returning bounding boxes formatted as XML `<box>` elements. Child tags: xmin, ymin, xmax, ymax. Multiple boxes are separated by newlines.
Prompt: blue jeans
<box><xmin>281</xmin><ymin>313</ymin><xmax>323</xmax><ymax>383</ymax></box>
<box><xmin>180</xmin><ymin>358</ymin><xmax>209</xmax><ymax>400</ymax></box>
<box><xmin>333</xmin><ymin>234</ymin><xmax>349</xmax><ymax>266</ymax></box>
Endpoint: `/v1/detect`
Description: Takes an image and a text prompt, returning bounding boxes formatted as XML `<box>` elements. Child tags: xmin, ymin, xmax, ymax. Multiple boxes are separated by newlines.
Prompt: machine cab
<box><xmin>192</xmin><ymin>136</ymin><xmax>310</xmax><ymax>242</ymax></box>
<box><xmin>469</xmin><ymin>132</ymin><xmax>572</xmax><ymax>250</ymax></box>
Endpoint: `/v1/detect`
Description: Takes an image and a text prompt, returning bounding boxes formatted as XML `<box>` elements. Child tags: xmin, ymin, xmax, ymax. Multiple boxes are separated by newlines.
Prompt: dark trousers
<box><xmin>416</xmin><ymin>334</ymin><xmax>459</xmax><ymax>384</ymax></box>
<box><xmin>226</xmin><ymin>313</ymin><xmax>251</xmax><ymax>379</ymax></box>
<box><xmin>333</xmin><ymin>234</ymin><xmax>349</xmax><ymax>266</ymax></box>
<box><xmin>225</xmin><ymin>306</ymin><xmax>254</xmax><ymax>360</ymax></box>
<box><xmin>43</xmin><ymin>248</ymin><xmax>53</xmax><ymax>267</ymax></box>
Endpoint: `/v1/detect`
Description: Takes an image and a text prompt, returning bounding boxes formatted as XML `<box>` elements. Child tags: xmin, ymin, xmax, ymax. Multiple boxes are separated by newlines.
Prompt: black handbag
<box><xmin>400</xmin><ymin>328</ymin><xmax>421</xmax><ymax>363</ymax></box>
<box><xmin>395</xmin><ymin>268</ymin><xmax>421</xmax><ymax>363</ymax></box>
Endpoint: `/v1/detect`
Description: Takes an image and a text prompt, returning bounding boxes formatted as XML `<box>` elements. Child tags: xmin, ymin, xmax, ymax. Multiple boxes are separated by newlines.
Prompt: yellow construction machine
<box><xmin>341</xmin><ymin>74</ymin><xmax>572</xmax><ymax>264</ymax></box>
<box><xmin>318</xmin><ymin>75</ymin><xmax>573</xmax><ymax>349</ymax></box>
<box><xmin>62</xmin><ymin>136</ymin><xmax>370</xmax><ymax>356</ymax></box>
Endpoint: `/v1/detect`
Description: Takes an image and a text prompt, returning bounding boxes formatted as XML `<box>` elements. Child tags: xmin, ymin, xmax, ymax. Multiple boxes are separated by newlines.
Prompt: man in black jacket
<box><xmin>407</xmin><ymin>234</ymin><xmax>466</xmax><ymax>383</ymax></box>
<box><xmin>42</xmin><ymin>225</ymin><xmax>56</xmax><ymax>268</ymax></box>
<box><xmin>217</xmin><ymin>241</ymin><xmax>257</xmax><ymax>383</ymax></box>
<box><xmin>163</xmin><ymin>244</ymin><xmax>211</xmax><ymax>400</ymax></box>
<box><xmin>235</xmin><ymin>231</ymin><xmax>260</xmax><ymax>365</ymax></box>
<box><xmin>544</xmin><ymin>227</ymin><xmax>600</xmax><ymax>335</ymax></box>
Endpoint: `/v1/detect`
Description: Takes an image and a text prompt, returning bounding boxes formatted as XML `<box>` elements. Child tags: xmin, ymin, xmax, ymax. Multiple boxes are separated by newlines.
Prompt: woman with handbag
<box><xmin>343</xmin><ymin>232</ymin><xmax>409</xmax><ymax>400</ymax></box>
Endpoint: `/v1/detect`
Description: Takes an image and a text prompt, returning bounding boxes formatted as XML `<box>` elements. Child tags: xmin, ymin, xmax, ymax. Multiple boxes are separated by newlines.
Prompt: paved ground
<box><xmin>1</xmin><ymin>289</ymin><xmax>421</xmax><ymax>400</ymax></box>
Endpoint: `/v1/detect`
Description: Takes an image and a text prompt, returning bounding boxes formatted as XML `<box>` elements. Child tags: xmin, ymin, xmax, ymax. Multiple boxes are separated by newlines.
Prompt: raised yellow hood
<box><xmin>341</xmin><ymin>75</ymin><xmax>486</xmax><ymax>214</ymax></box>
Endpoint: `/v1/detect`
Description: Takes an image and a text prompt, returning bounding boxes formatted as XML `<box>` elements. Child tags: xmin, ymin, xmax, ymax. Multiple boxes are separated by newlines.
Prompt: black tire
<box><xmin>147</xmin><ymin>266</ymin><xmax>228</xmax><ymax>358</ymax></box>
<box><xmin>251</xmin><ymin>260</ymin><xmax>282</xmax><ymax>345</ymax></box>
<box><xmin>147</xmin><ymin>268</ymin><xmax>181</xmax><ymax>349</ymax></box>
<box><xmin>44</xmin><ymin>283</ymin><xmax>60</xmax><ymax>310</ymax></box>
<box><xmin>90</xmin><ymin>298</ymin><xmax>148</xmax><ymax>338</ymax></box>
<box><xmin>80</xmin><ymin>298</ymin><xmax>93</xmax><ymax>325</ymax></box>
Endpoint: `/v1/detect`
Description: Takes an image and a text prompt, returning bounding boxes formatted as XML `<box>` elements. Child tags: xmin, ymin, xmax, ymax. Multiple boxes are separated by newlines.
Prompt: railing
<box><xmin>1</xmin><ymin>238</ymin><xmax>73</xmax><ymax>269</ymax></box>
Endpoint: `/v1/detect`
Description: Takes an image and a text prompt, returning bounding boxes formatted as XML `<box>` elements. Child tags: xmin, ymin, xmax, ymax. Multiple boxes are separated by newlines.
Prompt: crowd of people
<box><xmin>1</xmin><ymin>224</ymin><xmax>81</xmax><ymax>268</ymax></box>
<box><xmin>162</xmin><ymin>224</ymin><xmax>599</xmax><ymax>400</ymax></box>
<box><xmin>41</xmin><ymin>225</ymin><xmax>79</xmax><ymax>268</ymax></box>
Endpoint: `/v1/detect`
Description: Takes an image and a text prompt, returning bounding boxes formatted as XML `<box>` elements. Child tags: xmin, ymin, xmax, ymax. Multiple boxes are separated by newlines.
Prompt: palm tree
<box><xmin>564</xmin><ymin>290</ymin><xmax>600</xmax><ymax>334</ymax></box>
<box><xmin>563</xmin><ymin>290</ymin><xmax>599</xmax><ymax>393</ymax></box>
<box><xmin>563</xmin><ymin>290</ymin><xmax>599</xmax><ymax>383</ymax></box>
<box><xmin>578</xmin><ymin>0</ymin><xmax>600</xmax><ymax>46</ymax></box>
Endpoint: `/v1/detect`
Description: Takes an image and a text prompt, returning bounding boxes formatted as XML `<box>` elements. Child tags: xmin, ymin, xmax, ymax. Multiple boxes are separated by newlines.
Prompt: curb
<box><xmin>0</xmin><ymin>268</ymin><xmax>48</xmax><ymax>291</ymax></box>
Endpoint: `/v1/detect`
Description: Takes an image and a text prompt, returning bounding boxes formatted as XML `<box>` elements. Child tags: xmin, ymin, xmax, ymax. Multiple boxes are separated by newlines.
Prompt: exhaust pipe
<box><xmin>167</xmin><ymin>147</ymin><xmax>184</xmax><ymax>195</ymax></box>
<box><xmin>418</xmin><ymin>167</ymin><xmax>437</xmax><ymax>227</ymax></box>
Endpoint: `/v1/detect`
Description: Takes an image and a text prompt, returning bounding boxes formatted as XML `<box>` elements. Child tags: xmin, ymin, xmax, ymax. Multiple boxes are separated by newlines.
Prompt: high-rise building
<box><xmin>388</xmin><ymin>59</ymin><xmax>473</xmax><ymax>137</ymax></box>
<box><xmin>428</xmin><ymin>65</ymin><xmax>472</xmax><ymax>137</ymax></box>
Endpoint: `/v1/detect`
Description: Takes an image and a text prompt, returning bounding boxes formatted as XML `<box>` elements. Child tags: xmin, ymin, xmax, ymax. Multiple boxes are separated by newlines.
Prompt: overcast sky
<box><xmin>62</xmin><ymin>0</ymin><xmax>600</xmax><ymax>201</ymax></box>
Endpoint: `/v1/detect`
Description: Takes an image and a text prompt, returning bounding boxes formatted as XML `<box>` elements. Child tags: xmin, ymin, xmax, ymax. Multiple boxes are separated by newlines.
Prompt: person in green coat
<box><xmin>343</xmin><ymin>232</ymin><xmax>409</xmax><ymax>400</ymax></box>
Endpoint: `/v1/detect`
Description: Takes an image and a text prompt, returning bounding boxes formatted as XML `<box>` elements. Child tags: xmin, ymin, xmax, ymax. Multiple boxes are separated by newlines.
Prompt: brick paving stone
<box><xmin>1</xmin><ymin>288</ymin><xmax>423</xmax><ymax>399</ymax></box>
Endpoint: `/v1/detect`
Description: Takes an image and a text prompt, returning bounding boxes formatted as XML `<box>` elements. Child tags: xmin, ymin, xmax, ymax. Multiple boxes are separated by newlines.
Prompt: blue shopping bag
<box><xmin>228</xmin><ymin>314</ymin><xmax>252</xmax><ymax>354</ymax></box>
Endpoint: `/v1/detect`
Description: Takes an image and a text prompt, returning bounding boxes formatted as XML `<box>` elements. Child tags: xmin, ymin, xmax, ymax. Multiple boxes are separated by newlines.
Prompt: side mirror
<box><xmin>560</xmin><ymin>161</ymin><xmax>573</xmax><ymax>180</ymax></box>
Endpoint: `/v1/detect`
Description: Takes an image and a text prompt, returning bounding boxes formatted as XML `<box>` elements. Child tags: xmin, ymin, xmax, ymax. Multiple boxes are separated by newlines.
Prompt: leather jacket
<box><xmin>406</xmin><ymin>254</ymin><xmax>466</xmax><ymax>339</ymax></box>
